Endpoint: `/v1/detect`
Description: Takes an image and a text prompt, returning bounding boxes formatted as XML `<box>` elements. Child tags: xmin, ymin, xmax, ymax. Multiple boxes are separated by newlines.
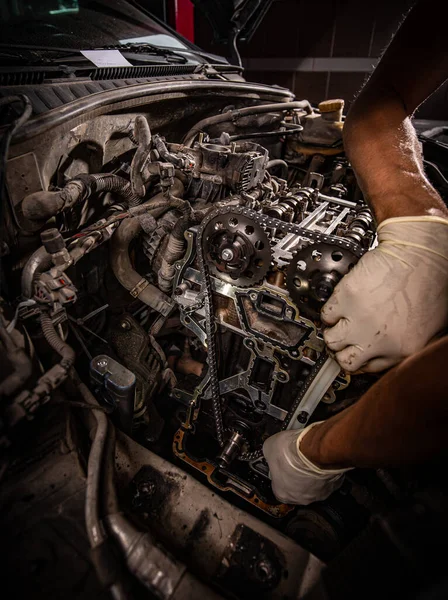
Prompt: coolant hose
<box><xmin>267</xmin><ymin>159</ymin><xmax>289</xmax><ymax>180</ymax></box>
<box><xmin>110</xmin><ymin>178</ymin><xmax>188</xmax><ymax>315</ymax></box>
<box><xmin>21</xmin><ymin>245</ymin><xmax>53</xmax><ymax>299</ymax></box>
<box><xmin>22</xmin><ymin>173</ymin><xmax>142</xmax><ymax>224</ymax></box>
<box><xmin>183</xmin><ymin>100</ymin><xmax>312</xmax><ymax>147</ymax></box>
<box><xmin>76</xmin><ymin>381</ymin><xmax>130</xmax><ymax>600</ymax></box>
<box><xmin>110</xmin><ymin>218</ymin><xmax>174</xmax><ymax>317</ymax></box>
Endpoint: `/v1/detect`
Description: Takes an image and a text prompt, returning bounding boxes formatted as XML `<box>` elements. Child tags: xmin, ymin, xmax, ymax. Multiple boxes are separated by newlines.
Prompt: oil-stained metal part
<box><xmin>286</xmin><ymin>242</ymin><xmax>358</xmax><ymax>319</ymax></box>
<box><xmin>218</xmin><ymin>430</ymin><xmax>246</xmax><ymax>468</ymax></box>
<box><xmin>202</xmin><ymin>210</ymin><xmax>271</xmax><ymax>287</ymax></box>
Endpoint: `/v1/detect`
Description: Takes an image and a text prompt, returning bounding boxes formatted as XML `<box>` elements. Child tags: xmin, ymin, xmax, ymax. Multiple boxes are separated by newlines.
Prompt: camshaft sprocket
<box><xmin>286</xmin><ymin>242</ymin><xmax>358</xmax><ymax>319</ymax></box>
<box><xmin>202</xmin><ymin>210</ymin><xmax>271</xmax><ymax>287</ymax></box>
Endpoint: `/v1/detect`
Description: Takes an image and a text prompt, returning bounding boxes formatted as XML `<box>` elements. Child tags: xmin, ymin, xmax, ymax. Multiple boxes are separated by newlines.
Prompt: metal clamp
<box><xmin>130</xmin><ymin>278</ymin><xmax>150</xmax><ymax>298</ymax></box>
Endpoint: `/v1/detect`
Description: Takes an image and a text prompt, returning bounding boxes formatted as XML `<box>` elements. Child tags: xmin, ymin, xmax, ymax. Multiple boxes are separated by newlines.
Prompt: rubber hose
<box><xmin>22</xmin><ymin>245</ymin><xmax>52</xmax><ymax>299</ymax></box>
<box><xmin>83</xmin><ymin>174</ymin><xmax>142</xmax><ymax>208</ymax></box>
<box><xmin>40</xmin><ymin>311</ymin><xmax>75</xmax><ymax>369</ymax></box>
<box><xmin>22</xmin><ymin>173</ymin><xmax>142</xmax><ymax>223</ymax></box>
<box><xmin>110</xmin><ymin>218</ymin><xmax>174</xmax><ymax>316</ymax></box>
<box><xmin>183</xmin><ymin>100</ymin><xmax>313</xmax><ymax>147</ymax></box>
<box><xmin>267</xmin><ymin>159</ymin><xmax>289</xmax><ymax>180</ymax></box>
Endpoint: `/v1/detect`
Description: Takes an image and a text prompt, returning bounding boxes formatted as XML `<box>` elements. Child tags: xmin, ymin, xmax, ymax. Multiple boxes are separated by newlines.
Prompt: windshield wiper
<box><xmin>101</xmin><ymin>43</ymin><xmax>188</xmax><ymax>63</ymax></box>
<box><xmin>0</xmin><ymin>43</ymin><xmax>189</xmax><ymax>67</ymax></box>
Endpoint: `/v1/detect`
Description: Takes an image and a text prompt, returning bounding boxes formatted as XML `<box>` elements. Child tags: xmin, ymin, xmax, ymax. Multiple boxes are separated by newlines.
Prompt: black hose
<box><xmin>183</xmin><ymin>100</ymin><xmax>312</xmax><ymax>147</ymax></box>
<box><xmin>110</xmin><ymin>178</ymin><xmax>188</xmax><ymax>314</ymax></box>
<box><xmin>40</xmin><ymin>311</ymin><xmax>75</xmax><ymax>369</ymax></box>
<box><xmin>74</xmin><ymin>380</ymin><xmax>130</xmax><ymax>600</ymax></box>
<box><xmin>110</xmin><ymin>218</ymin><xmax>174</xmax><ymax>316</ymax></box>
<box><xmin>22</xmin><ymin>173</ymin><xmax>142</xmax><ymax>224</ymax></box>
<box><xmin>78</xmin><ymin>174</ymin><xmax>142</xmax><ymax>208</ymax></box>
<box><xmin>21</xmin><ymin>246</ymin><xmax>53</xmax><ymax>299</ymax></box>
<box><xmin>267</xmin><ymin>159</ymin><xmax>289</xmax><ymax>180</ymax></box>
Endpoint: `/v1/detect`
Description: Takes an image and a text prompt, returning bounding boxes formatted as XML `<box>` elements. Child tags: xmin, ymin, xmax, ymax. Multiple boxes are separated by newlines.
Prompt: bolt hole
<box><xmin>293</xmin><ymin>277</ymin><xmax>301</xmax><ymax>288</ymax></box>
<box><xmin>214</xmin><ymin>221</ymin><xmax>223</xmax><ymax>230</ymax></box>
<box><xmin>312</xmin><ymin>250</ymin><xmax>322</xmax><ymax>261</ymax></box>
<box><xmin>254</xmin><ymin>259</ymin><xmax>263</xmax><ymax>269</ymax></box>
<box><xmin>245</xmin><ymin>270</ymin><xmax>254</xmax><ymax>278</ymax></box>
<box><xmin>296</xmin><ymin>260</ymin><xmax>306</xmax><ymax>271</ymax></box>
<box><xmin>331</xmin><ymin>250</ymin><xmax>343</xmax><ymax>262</ymax></box>
<box><xmin>184</xmin><ymin>316</ymin><xmax>191</xmax><ymax>324</ymax></box>
<box><xmin>254</xmin><ymin>240</ymin><xmax>264</xmax><ymax>250</ymax></box>
<box><xmin>201</xmin><ymin>466</ymin><xmax>207</xmax><ymax>471</ymax></box>
<box><xmin>245</xmin><ymin>225</ymin><xmax>254</xmax><ymax>235</ymax></box>
<box><xmin>257</xmin><ymin>563</ymin><xmax>270</xmax><ymax>579</ymax></box>
<box><xmin>229</xmin><ymin>217</ymin><xmax>238</xmax><ymax>227</ymax></box>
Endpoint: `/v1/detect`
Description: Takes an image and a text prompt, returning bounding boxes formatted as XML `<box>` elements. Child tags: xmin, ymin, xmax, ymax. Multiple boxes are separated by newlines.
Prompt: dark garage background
<box><xmin>155</xmin><ymin>0</ymin><xmax>448</xmax><ymax>120</ymax></box>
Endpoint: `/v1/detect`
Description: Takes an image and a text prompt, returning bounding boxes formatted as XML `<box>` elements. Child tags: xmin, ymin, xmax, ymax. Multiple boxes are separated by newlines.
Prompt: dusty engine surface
<box><xmin>1</xmin><ymin>98</ymin><xmax>375</xmax><ymax>521</ymax></box>
<box><xmin>170</xmin><ymin>151</ymin><xmax>373</xmax><ymax>516</ymax></box>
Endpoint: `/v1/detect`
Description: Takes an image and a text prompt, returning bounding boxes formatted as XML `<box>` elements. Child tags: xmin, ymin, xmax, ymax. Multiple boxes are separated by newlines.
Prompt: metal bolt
<box><xmin>256</xmin><ymin>559</ymin><xmax>276</xmax><ymax>582</ymax></box>
<box><xmin>221</xmin><ymin>248</ymin><xmax>234</xmax><ymax>261</ymax></box>
<box><xmin>121</xmin><ymin>320</ymin><xmax>131</xmax><ymax>330</ymax></box>
<box><xmin>297</xmin><ymin>411</ymin><xmax>309</xmax><ymax>424</ymax></box>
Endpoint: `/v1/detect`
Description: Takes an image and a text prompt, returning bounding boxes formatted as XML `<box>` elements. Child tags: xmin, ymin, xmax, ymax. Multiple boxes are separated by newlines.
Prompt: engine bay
<box><xmin>2</xmin><ymin>95</ymin><xmax>377</xmax><ymax>510</ymax></box>
<box><xmin>0</xmin><ymin>89</ymin><xmax>386</xmax><ymax>596</ymax></box>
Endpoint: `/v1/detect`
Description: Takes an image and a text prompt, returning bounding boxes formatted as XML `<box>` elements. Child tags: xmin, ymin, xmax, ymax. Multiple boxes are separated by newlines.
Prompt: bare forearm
<box><xmin>344</xmin><ymin>104</ymin><xmax>446</xmax><ymax>223</ymax></box>
<box><xmin>301</xmin><ymin>337</ymin><xmax>448</xmax><ymax>468</ymax></box>
<box><xmin>344</xmin><ymin>0</ymin><xmax>448</xmax><ymax>223</ymax></box>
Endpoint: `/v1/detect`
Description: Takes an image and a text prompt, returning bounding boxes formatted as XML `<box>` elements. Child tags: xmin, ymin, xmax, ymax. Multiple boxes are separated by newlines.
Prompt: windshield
<box><xmin>0</xmin><ymin>0</ymin><xmax>190</xmax><ymax>50</ymax></box>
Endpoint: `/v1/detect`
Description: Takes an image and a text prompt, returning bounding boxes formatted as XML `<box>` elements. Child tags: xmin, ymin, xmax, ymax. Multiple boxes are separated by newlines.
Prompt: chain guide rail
<box><xmin>195</xmin><ymin>204</ymin><xmax>365</xmax><ymax>460</ymax></box>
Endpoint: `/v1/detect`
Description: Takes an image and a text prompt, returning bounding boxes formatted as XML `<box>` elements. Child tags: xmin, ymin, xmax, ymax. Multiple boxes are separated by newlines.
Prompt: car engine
<box><xmin>1</xmin><ymin>96</ymin><xmax>376</xmax><ymax>519</ymax></box>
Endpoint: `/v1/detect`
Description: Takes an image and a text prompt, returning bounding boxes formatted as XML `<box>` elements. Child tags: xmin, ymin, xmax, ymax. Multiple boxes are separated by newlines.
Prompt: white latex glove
<box><xmin>262</xmin><ymin>423</ymin><xmax>351</xmax><ymax>505</ymax></box>
<box><xmin>321</xmin><ymin>216</ymin><xmax>448</xmax><ymax>373</ymax></box>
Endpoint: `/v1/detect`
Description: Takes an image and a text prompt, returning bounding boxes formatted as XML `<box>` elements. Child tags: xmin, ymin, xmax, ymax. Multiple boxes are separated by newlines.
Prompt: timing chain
<box><xmin>195</xmin><ymin>204</ymin><xmax>365</xmax><ymax>460</ymax></box>
<box><xmin>196</xmin><ymin>216</ymin><xmax>226</xmax><ymax>447</ymax></box>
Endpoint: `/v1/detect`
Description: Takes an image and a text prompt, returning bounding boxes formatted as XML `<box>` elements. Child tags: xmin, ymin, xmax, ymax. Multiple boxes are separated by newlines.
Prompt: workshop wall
<box><xmin>194</xmin><ymin>0</ymin><xmax>447</xmax><ymax>119</ymax></box>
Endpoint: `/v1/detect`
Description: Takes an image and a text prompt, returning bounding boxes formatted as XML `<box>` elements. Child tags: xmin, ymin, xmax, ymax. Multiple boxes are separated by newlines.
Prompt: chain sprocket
<box><xmin>202</xmin><ymin>210</ymin><xmax>271</xmax><ymax>287</ymax></box>
<box><xmin>286</xmin><ymin>242</ymin><xmax>359</xmax><ymax>319</ymax></box>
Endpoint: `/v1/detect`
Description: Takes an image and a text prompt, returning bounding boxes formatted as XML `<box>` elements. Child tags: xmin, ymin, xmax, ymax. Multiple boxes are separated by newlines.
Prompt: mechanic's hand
<box><xmin>262</xmin><ymin>424</ymin><xmax>351</xmax><ymax>505</ymax></box>
<box><xmin>321</xmin><ymin>216</ymin><xmax>448</xmax><ymax>373</ymax></box>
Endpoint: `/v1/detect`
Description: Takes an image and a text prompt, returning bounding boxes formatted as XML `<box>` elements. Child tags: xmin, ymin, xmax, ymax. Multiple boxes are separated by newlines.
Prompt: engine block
<box><xmin>167</xmin><ymin>144</ymin><xmax>374</xmax><ymax>515</ymax></box>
